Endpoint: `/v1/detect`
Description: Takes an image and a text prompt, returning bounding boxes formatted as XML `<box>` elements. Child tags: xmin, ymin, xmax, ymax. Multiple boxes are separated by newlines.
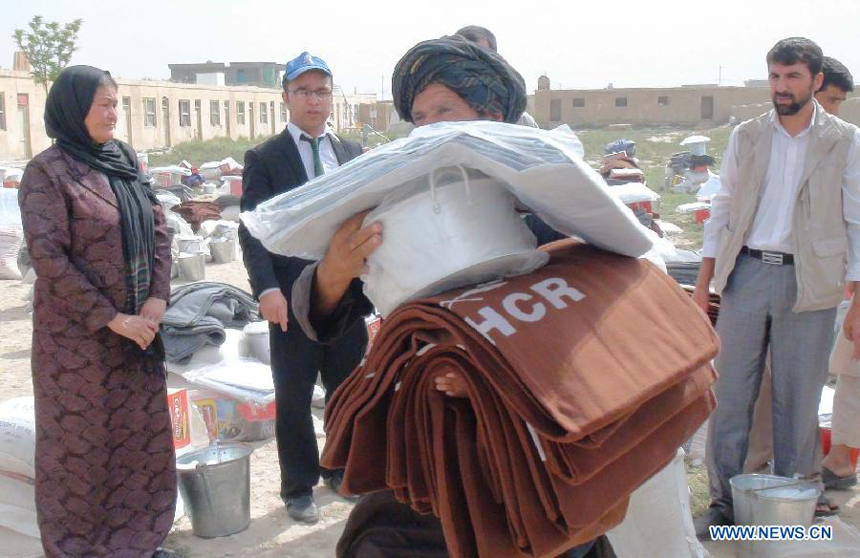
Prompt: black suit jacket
<box><xmin>238</xmin><ymin>127</ymin><xmax>362</xmax><ymax>303</ymax></box>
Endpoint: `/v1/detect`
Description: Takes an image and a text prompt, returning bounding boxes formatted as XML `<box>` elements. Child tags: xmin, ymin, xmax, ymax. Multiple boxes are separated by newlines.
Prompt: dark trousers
<box><xmin>270</xmin><ymin>318</ymin><xmax>367</xmax><ymax>500</ymax></box>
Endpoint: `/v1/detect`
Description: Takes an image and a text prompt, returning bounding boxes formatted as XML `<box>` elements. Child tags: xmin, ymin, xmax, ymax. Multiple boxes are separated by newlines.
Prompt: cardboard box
<box><xmin>167</xmin><ymin>388</ymin><xmax>191</xmax><ymax>449</ymax></box>
<box><xmin>190</xmin><ymin>395</ymin><xmax>275</xmax><ymax>442</ymax></box>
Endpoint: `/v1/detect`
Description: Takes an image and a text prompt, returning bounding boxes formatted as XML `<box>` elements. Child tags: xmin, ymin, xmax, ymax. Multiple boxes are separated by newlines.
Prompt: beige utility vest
<box><xmin>712</xmin><ymin>106</ymin><xmax>857</xmax><ymax>312</ymax></box>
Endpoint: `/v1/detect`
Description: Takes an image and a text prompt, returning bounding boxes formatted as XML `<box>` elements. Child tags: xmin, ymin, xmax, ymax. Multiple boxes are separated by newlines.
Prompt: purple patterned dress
<box><xmin>19</xmin><ymin>146</ymin><xmax>176</xmax><ymax>557</ymax></box>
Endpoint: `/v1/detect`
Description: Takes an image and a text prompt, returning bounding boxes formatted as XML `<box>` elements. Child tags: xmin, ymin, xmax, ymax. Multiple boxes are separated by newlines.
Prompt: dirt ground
<box><xmin>2</xmin><ymin>259</ymin><xmax>859</xmax><ymax>557</ymax></box>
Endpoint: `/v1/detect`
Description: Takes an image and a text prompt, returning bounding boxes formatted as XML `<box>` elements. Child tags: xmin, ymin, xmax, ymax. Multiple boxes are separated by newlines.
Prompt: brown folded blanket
<box><xmin>175</xmin><ymin>200</ymin><xmax>222</xmax><ymax>232</ymax></box>
<box><xmin>322</xmin><ymin>241</ymin><xmax>718</xmax><ymax>557</ymax></box>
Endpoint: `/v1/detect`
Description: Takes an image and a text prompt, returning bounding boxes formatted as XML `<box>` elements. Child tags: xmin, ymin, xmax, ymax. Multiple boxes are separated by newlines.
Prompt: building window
<box><xmin>143</xmin><ymin>98</ymin><xmax>156</xmax><ymax>127</ymax></box>
<box><xmin>210</xmin><ymin>100</ymin><xmax>221</xmax><ymax>126</ymax></box>
<box><xmin>572</xmin><ymin>98</ymin><xmax>585</xmax><ymax>108</ymax></box>
<box><xmin>0</xmin><ymin>94</ymin><xmax>5</xmax><ymax>130</ymax></box>
<box><xmin>260</xmin><ymin>102</ymin><xmax>268</xmax><ymax>124</ymax></box>
<box><xmin>122</xmin><ymin>96</ymin><xmax>131</xmax><ymax>114</ymax></box>
<box><xmin>237</xmin><ymin>69</ymin><xmax>246</xmax><ymax>83</ymax></box>
<box><xmin>550</xmin><ymin>98</ymin><xmax>561</xmax><ymax>121</ymax></box>
<box><xmin>658</xmin><ymin>96</ymin><xmax>670</xmax><ymax>106</ymax></box>
<box><xmin>237</xmin><ymin>101</ymin><xmax>245</xmax><ymax>124</ymax></box>
<box><xmin>280</xmin><ymin>102</ymin><xmax>287</xmax><ymax>122</ymax></box>
<box><xmin>615</xmin><ymin>97</ymin><xmax>628</xmax><ymax>107</ymax></box>
<box><xmin>179</xmin><ymin>100</ymin><xmax>191</xmax><ymax>127</ymax></box>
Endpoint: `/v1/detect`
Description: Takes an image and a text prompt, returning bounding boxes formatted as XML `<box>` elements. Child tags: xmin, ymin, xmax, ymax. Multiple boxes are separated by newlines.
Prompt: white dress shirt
<box><xmin>702</xmin><ymin>106</ymin><xmax>860</xmax><ymax>281</ymax></box>
<box><xmin>287</xmin><ymin>121</ymin><xmax>339</xmax><ymax>180</ymax></box>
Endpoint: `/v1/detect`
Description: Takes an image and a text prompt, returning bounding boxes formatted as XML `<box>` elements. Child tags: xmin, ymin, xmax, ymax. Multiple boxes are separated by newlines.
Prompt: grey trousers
<box><xmin>706</xmin><ymin>254</ymin><xmax>836</xmax><ymax>520</ymax></box>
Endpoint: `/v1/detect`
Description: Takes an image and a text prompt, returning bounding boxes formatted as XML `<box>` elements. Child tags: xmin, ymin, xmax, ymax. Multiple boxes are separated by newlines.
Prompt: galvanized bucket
<box><xmin>176</xmin><ymin>443</ymin><xmax>253</xmax><ymax>538</ymax></box>
<box><xmin>210</xmin><ymin>239</ymin><xmax>236</xmax><ymax>264</ymax></box>
<box><xmin>177</xmin><ymin>253</ymin><xmax>206</xmax><ymax>282</ymax></box>
<box><xmin>730</xmin><ymin>473</ymin><xmax>820</xmax><ymax>557</ymax></box>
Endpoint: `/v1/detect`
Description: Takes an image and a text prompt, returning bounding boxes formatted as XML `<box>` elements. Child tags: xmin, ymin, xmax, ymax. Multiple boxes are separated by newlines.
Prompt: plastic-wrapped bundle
<box><xmin>242</xmin><ymin>121</ymin><xmax>653</xmax><ymax>313</ymax></box>
<box><xmin>242</xmin><ymin>121</ymin><xmax>649</xmax><ymax>259</ymax></box>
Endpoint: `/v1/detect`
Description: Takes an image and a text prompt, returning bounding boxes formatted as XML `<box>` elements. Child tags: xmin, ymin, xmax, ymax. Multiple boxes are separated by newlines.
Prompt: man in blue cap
<box><xmin>238</xmin><ymin>51</ymin><xmax>366</xmax><ymax>524</ymax></box>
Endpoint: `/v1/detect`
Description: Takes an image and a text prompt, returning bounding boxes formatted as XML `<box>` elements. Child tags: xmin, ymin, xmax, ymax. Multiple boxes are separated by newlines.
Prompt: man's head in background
<box><xmin>815</xmin><ymin>56</ymin><xmax>854</xmax><ymax>116</ymax></box>
<box><xmin>455</xmin><ymin>25</ymin><xmax>497</xmax><ymax>52</ymax></box>
<box><xmin>392</xmin><ymin>36</ymin><xmax>526</xmax><ymax>127</ymax></box>
<box><xmin>282</xmin><ymin>51</ymin><xmax>334</xmax><ymax>136</ymax></box>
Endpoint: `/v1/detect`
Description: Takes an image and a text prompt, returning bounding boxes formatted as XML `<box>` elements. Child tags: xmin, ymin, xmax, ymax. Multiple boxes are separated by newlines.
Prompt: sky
<box><xmin>3</xmin><ymin>0</ymin><xmax>860</xmax><ymax>97</ymax></box>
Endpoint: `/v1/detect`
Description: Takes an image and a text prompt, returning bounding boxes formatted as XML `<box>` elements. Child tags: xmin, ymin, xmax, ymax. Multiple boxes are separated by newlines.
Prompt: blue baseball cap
<box><xmin>284</xmin><ymin>51</ymin><xmax>332</xmax><ymax>82</ymax></box>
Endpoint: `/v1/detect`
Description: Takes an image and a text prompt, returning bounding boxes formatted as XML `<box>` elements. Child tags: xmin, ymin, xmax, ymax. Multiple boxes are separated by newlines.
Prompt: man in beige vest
<box><xmin>744</xmin><ymin>56</ymin><xmax>857</xmax><ymax>496</ymax></box>
<box><xmin>692</xmin><ymin>37</ymin><xmax>860</xmax><ymax>536</ymax></box>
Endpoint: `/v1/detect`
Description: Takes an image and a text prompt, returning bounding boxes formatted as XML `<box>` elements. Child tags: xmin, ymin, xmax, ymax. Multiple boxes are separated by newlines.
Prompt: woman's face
<box><xmin>85</xmin><ymin>85</ymin><xmax>118</xmax><ymax>144</ymax></box>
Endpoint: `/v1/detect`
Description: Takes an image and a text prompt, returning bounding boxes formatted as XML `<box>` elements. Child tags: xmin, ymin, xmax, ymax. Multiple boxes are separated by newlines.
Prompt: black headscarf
<box><xmin>45</xmin><ymin>65</ymin><xmax>162</xmax><ymax>355</ymax></box>
<box><xmin>392</xmin><ymin>36</ymin><xmax>527</xmax><ymax>124</ymax></box>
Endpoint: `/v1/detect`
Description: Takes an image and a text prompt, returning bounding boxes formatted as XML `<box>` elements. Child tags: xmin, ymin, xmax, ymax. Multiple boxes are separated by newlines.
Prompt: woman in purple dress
<box><xmin>18</xmin><ymin>65</ymin><xmax>176</xmax><ymax>557</ymax></box>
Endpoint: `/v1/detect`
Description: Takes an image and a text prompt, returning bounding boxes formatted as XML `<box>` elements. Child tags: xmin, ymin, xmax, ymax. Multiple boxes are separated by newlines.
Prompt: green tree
<box><xmin>13</xmin><ymin>16</ymin><xmax>83</xmax><ymax>94</ymax></box>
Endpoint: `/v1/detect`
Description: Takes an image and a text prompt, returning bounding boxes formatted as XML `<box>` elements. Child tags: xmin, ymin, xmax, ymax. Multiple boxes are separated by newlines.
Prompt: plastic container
<box><xmin>222</xmin><ymin>175</ymin><xmax>243</xmax><ymax>196</ymax></box>
<box><xmin>821</xmin><ymin>426</ymin><xmax>860</xmax><ymax>468</ymax></box>
<box><xmin>176</xmin><ymin>443</ymin><xmax>253</xmax><ymax>538</ymax></box>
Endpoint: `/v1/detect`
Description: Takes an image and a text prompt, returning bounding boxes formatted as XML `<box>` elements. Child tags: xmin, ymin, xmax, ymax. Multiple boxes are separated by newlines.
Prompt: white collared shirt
<box><xmin>703</xmin><ymin>105</ymin><xmax>860</xmax><ymax>280</ymax></box>
<box><xmin>287</xmin><ymin>121</ymin><xmax>339</xmax><ymax>180</ymax></box>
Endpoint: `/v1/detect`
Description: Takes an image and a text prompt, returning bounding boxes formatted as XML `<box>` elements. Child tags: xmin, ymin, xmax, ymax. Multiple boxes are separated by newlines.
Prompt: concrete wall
<box><xmin>0</xmin><ymin>71</ymin><xmax>375</xmax><ymax>160</ymax></box>
<box><xmin>534</xmin><ymin>86</ymin><xmax>773</xmax><ymax>128</ymax></box>
<box><xmin>0</xmin><ymin>70</ymin><xmax>50</xmax><ymax>160</ymax></box>
<box><xmin>110</xmin><ymin>77</ymin><xmax>285</xmax><ymax>153</ymax></box>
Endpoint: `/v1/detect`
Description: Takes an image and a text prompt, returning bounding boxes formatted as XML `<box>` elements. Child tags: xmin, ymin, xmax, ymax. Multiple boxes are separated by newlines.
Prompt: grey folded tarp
<box><xmin>161</xmin><ymin>282</ymin><xmax>259</xmax><ymax>363</ymax></box>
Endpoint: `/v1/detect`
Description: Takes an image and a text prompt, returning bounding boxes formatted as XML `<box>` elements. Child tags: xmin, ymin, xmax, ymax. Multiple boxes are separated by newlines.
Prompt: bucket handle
<box><xmin>428</xmin><ymin>165</ymin><xmax>472</xmax><ymax>214</ymax></box>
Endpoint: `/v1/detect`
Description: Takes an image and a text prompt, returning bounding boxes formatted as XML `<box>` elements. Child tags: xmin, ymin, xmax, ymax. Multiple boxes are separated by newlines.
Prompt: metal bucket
<box><xmin>243</xmin><ymin>321</ymin><xmax>270</xmax><ymax>364</ymax></box>
<box><xmin>176</xmin><ymin>443</ymin><xmax>253</xmax><ymax>538</ymax></box>
<box><xmin>730</xmin><ymin>474</ymin><xmax>820</xmax><ymax>557</ymax></box>
<box><xmin>177</xmin><ymin>236</ymin><xmax>207</xmax><ymax>254</ymax></box>
<box><xmin>177</xmin><ymin>253</ymin><xmax>206</xmax><ymax>281</ymax></box>
<box><xmin>210</xmin><ymin>239</ymin><xmax>236</xmax><ymax>263</ymax></box>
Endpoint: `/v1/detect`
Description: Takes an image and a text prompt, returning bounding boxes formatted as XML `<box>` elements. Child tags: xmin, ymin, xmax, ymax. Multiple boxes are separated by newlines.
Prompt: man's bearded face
<box><xmin>769</xmin><ymin>62</ymin><xmax>820</xmax><ymax>116</ymax></box>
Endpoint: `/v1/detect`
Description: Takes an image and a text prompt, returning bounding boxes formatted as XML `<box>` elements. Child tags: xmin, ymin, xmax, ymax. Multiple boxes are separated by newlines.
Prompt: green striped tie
<box><xmin>301</xmin><ymin>135</ymin><xmax>325</xmax><ymax>178</ymax></box>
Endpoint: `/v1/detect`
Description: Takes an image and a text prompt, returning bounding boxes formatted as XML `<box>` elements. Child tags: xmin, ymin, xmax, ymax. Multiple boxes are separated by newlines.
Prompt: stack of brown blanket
<box><xmin>175</xmin><ymin>201</ymin><xmax>221</xmax><ymax>232</ymax></box>
<box><xmin>322</xmin><ymin>241</ymin><xmax>718</xmax><ymax>557</ymax></box>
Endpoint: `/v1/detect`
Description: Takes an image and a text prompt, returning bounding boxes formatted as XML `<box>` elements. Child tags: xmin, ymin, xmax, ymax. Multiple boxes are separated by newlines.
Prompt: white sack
<box><xmin>0</xmin><ymin>189</ymin><xmax>21</xmax><ymax>228</ymax></box>
<box><xmin>608</xmin><ymin>182</ymin><xmax>660</xmax><ymax>205</ymax></box>
<box><xmin>0</xmin><ymin>474</ymin><xmax>37</xmax><ymax>538</ymax></box>
<box><xmin>696</xmin><ymin>172</ymin><xmax>722</xmax><ymax>201</ymax></box>
<box><xmin>0</xmin><ymin>227</ymin><xmax>23</xmax><ymax>280</ymax></box>
<box><xmin>607</xmin><ymin>448</ymin><xmax>708</xmax><ymax>558</ymax></box>
<box><xmin>0</xmin><ymin>526</ymin><xmax>42</xmax><ymax>558</ymax></box>
<box><xmin>0</xmin><ymin>398</ymin><xmax>35</xmax><ymax>478</ymax></box>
